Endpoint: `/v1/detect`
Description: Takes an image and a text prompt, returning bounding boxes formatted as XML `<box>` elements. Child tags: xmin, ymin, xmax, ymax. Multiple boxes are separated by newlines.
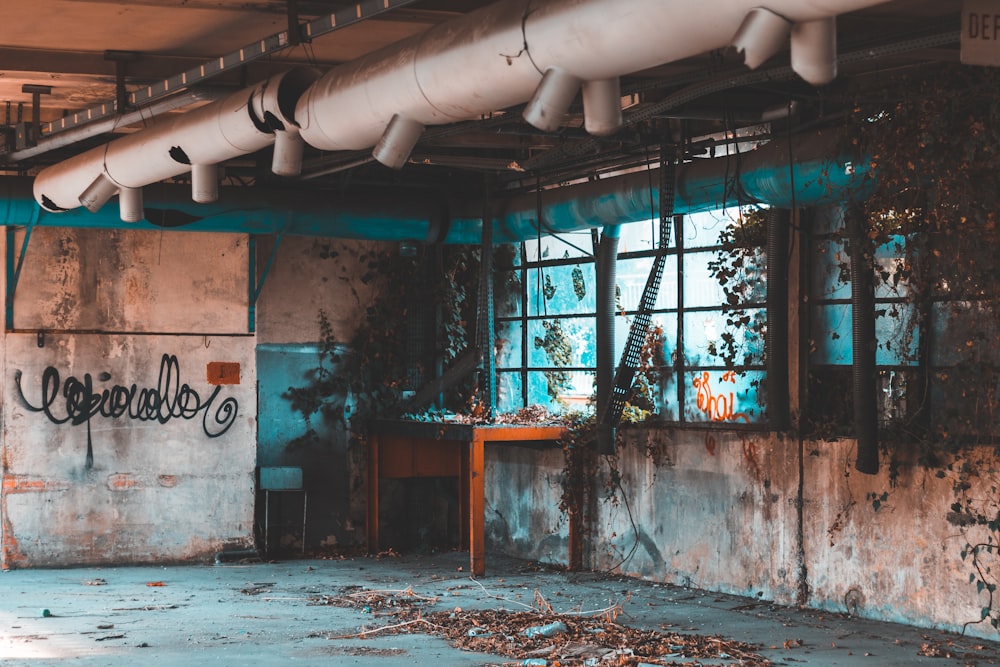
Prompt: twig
<box><xmin>345</xmin><ymin>587</ymin><xmax>439</xmax><ymax>603</ymax></box>
<box><xmin>467</xmin><ymin>577</ymin><xmax>535</xmax><ymax>611</ymax></box>
<box><xmin>325</xmin><ymin>617</ymin><xmax>444</xmax><ymax>640</ymax></box>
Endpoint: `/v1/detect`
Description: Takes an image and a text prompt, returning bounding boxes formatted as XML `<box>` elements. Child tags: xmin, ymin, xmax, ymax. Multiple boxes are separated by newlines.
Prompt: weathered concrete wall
<box><xmin>485</xmin><ymin>444</ymin><xmax>569</xmax><ymax>566</ymax></box>
<box><xmin>255</xmin><ymin>236</ymin><xmax>382</xmax><ymax>345</ymax></box>
<box><xmin>11</xmin><ymin>227</ymin><xmax>247</xmax><ymax>333</ymax></box>
<box><xmin>1</xmin><ymin>228</ymin><xmax>256</xmax><ymax>568</ymax></box>
<box><xmin>485</xmin><ymin>427</ymin><xmax>1000</xmax><ymax>640</ymax></box>
<box><xmin>254</xmin><ymin>236</ymin><xmax>387</xmax><ymax>551</ymax></box>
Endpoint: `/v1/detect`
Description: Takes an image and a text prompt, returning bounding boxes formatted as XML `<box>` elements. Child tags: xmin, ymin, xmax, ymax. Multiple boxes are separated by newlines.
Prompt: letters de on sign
<box><xmin>962</xmin><ymin>0</ymin><xmax>1000</xmax><ymax>66</ymax></box>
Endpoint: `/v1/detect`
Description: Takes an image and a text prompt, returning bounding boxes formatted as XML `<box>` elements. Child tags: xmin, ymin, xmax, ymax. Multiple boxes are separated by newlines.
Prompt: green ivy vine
<box><xmin>845</xmin><ymin>63</ymin><xmax>1000</xmax><ymax>631</ymax></box>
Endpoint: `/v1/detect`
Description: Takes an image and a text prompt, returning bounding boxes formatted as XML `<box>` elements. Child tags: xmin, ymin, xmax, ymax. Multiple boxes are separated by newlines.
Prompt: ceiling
<box><xmin>0</xmin><ymin>0</ymin><xmax>964</xmax><ymax>201</ymax></box>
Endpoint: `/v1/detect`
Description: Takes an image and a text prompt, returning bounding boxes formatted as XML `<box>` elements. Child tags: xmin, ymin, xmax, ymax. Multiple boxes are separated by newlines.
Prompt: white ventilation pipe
<box><xmin>295</xmin><ymin>0</ymin><xmax>891</xmax><ymax>155</ymax></box>
<box><xmin>582</xmin><ymin>78</ymin><xmax>623</xmax><ymax>137</ymax></box>
<box><xmin>732</xmin><ymin>8</ymin><xmax>793</xmax><ymax>69</ymax></box>
<box><xmin>523</xmin><ymin>67</ymin><xmax>581</xmax><ymax>133</ymax></box>
<box><xmin>119</xmin><ymin>187</ymin><xmax>144</xmax><ymax>223</ymax></box>
<box><xmin>792</xmin><ymin>17</ymin><xmax>838</xmax><ymax>85</ymax></box>
<box><xmin>191</xmin><ymin>164</ymin><xmax>220</xmax><ymax>204</ymax></box>
<box><xmin>33</xmin><ymin>68</ymin><xmax>320</xmax><ymax>217</ymax></box>
<box><xmin>372</xmin><ymin>114</ymin><xmax>425</xmax><ymax>169</ymax></box>
<box><xmin>272</xmin><ymin>129</ymin><xmax>306</xmax><ymax>177</ymax></box>
<box><xmin>78</xmin><ymin>173</ymin><xmax>119</xmax><ymax>213</ymax></box>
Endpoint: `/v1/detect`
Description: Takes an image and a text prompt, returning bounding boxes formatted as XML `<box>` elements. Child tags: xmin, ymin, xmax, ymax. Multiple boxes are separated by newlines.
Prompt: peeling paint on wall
<box><xmin>484</xmin><ymin>428</ymin><xmax>1000</xmax><ymax>640</ymax></box>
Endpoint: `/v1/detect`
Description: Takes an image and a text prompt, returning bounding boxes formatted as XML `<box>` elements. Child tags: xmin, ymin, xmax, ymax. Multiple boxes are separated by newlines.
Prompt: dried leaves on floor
<box><xmin>315</xmin><ymin>587</ymin><xmax>773</xmax><ymax>666</ymax></box>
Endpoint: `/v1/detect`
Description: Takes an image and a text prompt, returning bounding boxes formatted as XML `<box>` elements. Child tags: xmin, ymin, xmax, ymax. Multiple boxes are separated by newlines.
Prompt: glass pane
<box><xmin>524</xmin><ymin>231</ymin><xmax>593</xmax><ymax>262</ymax></box>
<box><xmin>876</xmin><ymin>304</ymin><xmax>918</xmax><ymax>365</ymax></box>
<box><xmin>683</xmin><ymin>308</ymin><xmax>765</xmax><ymax>367</ymax></box>
<box><xmin>617</xmin><ymin>217</ymin><xmax>673</xmax><ymax>252</ymax></box>
<box><xmin>706</xmin><ymin>246</ymin><xmax>767</xmax><ymax>305</ymax></box>
<box><xmin>526</xmin><ymin>263</ymin><xmax>597</xmax><ymax>316</ymax></box>
<box><xmin>616</xmin><ymin>255</ymin><xmax>678</xmax><ymax>312</ymax></box>
<box><xmin>807</xmin><ymin>366</ymin><xmax>852</xmax><ymax>434</ymax></box>
<box><xmin>811</xmin><ymin>206</ymin><xmax>845</xmax><ymax>235</ymax></box>
<box><xmin>496</xmin><ymin>267</ymin><xmax>523</xmax><ymax>317</ymax></box>
<box><xmin>528</xmin><ymin>317</ymin><xmax>596</xmax><ymax>368</ymax></box>
<box><xmin>811</xmin><ymin>303</ymin><xmax>918</xmax><ymax>366</ymax></box>
<box><xmin>931</xmin><ymin>300</ymin><xmax>1000</xmax><ymax>366</ymax></box>
<box><xmin>613</xmin><ymin>314</ymin><xmax>677</xmax><ymax>366</ymax></box>
<box><xmin>497</xmin><ymin>371</ymin><xmax>523</xmax><ymax>413</ymax></box>
<box><xmin>496</xmin><ymin>321</ymin><xmax>523</xmax><ymax>369</ymax></box>
<box><xmin>682</xmin><ymin>369</ymin><xmax>766</xmax><ymax>424</ymax></box>
<box><xmin>526</xmin><ymin>370</ymin><xmax>571</xmax><ymax>412</ymax></box>
<box><xmin>655</xmin><ymin>371</ymin><xmax>680</xmax><ymax>421</ymax></box>
<box><xmin>683</xmin><ymin>250</ymin><xmax>728</xmax><ymax>308</ymax></box>
<box><xmin>563</xmin><ymin>370</ymin><xmax>595</xmax><ymax>410</ymax></box>
<box><xmin>811</xmin><ymin>237</ymin><xmax>851</xmax><ymax>301</ymax></box>
<box><xmin>873</xmin><ymin>234</ymin><xmax>911</xmax><ymax>299</ymax></box>
<box><xmin>679</xmin><ymin>209</ymin><xmax>739</xmax><ymax>249</ymax></box>
<box><xmin>811</xmin><ymin>303</ymin><xmax>852</xmax><ymax>364</ymax></box>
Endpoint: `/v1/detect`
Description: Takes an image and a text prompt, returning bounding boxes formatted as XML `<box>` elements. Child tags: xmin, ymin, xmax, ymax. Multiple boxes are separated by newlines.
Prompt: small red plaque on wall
<box><xmin>207</xmin><ymin>362</ymin><xmax>241</xmax><ymax>385</ymax></box>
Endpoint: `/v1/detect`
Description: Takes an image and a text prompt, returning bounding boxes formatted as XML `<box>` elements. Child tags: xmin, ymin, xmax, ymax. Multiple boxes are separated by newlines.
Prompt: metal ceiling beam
<box><xmin>36</xmin><ymin>0</ymin><xmax>424</xmax><ymax>140</ymax></box>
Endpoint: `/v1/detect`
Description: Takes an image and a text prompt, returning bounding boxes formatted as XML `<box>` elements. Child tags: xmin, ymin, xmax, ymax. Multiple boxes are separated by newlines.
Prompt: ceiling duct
<box><xmin>731</xmin><ymin>8</ymin><xmax>793</xmax><ymax>69</ymax></box>
<box><xmin>8</xmin><ymin>129</ymin><xmax>871</xmax><ymax>243</ymax></box>
<box><xmin>294</xmin><ymin>0</ymin><xmax>891</xmax><ymax>162</ymax></box>
<box><xmin>29</xmin><ymin>0</ymin><xmax>889</xmax><ymax>217</ymax></box>
<box><xmin>33</xmin><ymin>68</ymin><xmax>320</xmax><ymax>220</ymax></box>
<box><xmin>791</xmin><ymin>18</ymin><xmax>838</xmax><ymax>85</ymax></box>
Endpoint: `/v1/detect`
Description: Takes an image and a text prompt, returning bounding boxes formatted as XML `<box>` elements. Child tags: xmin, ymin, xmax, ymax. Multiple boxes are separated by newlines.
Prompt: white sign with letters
<box><xmin>962</xmin><ymin>0</ymin><xmax>1000</xmax><ymax>66</ymax></box>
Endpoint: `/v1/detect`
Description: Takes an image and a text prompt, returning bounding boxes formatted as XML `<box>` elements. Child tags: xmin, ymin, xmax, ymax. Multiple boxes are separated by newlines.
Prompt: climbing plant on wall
<box><xmin>846</xmin><ymin>63</ymin><xmax>1000</xmax><ymax>630</ymax></box>
<box><xmin>284</xmin><ymin>243</ymin><xmax>523</xmax><ymax>440</ymax></box>
<box><xmin>707</xmin><ymin>206</ymin><xmax>768</xmax><ymax>368</ymax></box>
<box><xmin>848</xmin><ymin>63</ymin><xmax>1000</xmax><ymax>453</ymax></box>
<box><xmin>283</xmin><ymin>244</ymin><xmax>416</xmax><ymax>447</ymax></box>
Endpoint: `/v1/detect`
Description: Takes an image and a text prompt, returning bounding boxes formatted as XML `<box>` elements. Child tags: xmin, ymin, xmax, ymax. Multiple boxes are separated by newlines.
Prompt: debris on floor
<box><xmin>315</xmin><ymin>585</ymin><xmax>773</xmax><ymax>666</ymax></box>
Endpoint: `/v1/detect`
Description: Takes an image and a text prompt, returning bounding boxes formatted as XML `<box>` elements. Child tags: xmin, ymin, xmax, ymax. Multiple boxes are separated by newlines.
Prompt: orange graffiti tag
<box><xmin>692</xmin><ymin>371</ymin><xmax>751</xmax><ymax>423</ymax></box>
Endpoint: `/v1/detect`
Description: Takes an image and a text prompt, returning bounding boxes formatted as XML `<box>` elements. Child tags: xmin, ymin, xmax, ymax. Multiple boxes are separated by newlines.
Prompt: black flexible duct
<box><xmin>847</xmin><ymin>205</ymin><xmax>879</xmax><ymax>474</ymax></box>
<box><xmin>765</xmin><ymin>208</ymin><xmax>790</xmax><ymax>430</ymax></box>
<box><xmin>596</xmin><ymin>225</ymin><xmax>620</xmax><ymax>453</ymax></box>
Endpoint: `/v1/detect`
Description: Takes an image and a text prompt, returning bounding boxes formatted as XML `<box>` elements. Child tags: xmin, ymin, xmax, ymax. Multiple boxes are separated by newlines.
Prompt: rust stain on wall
<box><xmin>0</xmin><ymin>475</ymin><xmax>67</xmax><ymax>570</ymax></box>
<box><xmin>206</xmin><ymin>361</ymin><xmax>241</xmax><ymax>385</ymax></box>
<box><xmin>157</xmin><ymin>475</ymin><xmax>178</xmax><ymax>488</ymax></box>
<box><xmin>107</xmin><ymin>473</ymin><xmax>141</xmax><ymax>491</ymax></box>
<box><xmin>1</xmin><ymin>511</ymin><xmax>26</xmax><ymax>570</ymax></box>
<box><xmin>2</xmin><ymin>474</ymin><xmax>70</xmax><ymax>494</ymax></box>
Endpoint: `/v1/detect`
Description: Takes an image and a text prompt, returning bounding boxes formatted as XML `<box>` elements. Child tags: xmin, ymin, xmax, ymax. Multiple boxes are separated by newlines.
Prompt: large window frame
<box><xmin>496</xmin><ymin>207</ymin><xmax>770</xmax><ymax>428</ymax></box>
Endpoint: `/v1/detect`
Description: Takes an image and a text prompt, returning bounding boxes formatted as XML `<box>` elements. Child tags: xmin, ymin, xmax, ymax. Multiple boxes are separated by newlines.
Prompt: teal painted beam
<box><xmin>0</xmin><ymin>130</ymin><xmax>873</xmax><ymax>245</ymax></box>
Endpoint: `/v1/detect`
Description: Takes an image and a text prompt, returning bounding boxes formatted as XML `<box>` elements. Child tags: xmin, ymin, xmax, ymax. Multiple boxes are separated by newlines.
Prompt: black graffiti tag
<box><xmin>15</xmin><ymin>353</ymin><xmax>238</xmax><ymax>469</ymax></box>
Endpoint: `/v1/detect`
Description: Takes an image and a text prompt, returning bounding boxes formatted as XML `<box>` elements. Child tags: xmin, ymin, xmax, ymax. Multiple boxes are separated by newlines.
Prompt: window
<box><xmin>807</xmin><ymin>205</ymin><xmax>916</xmax><ymax>434</ymax></box>
<box><xmin>808</xmin><ymin>204</ymin><xmax>1000</xmax><ymax>440</ymax></box>
<box><xmin>497</xmin><ymin>207</ymin><xmax>769</xmax><ymax>426</ymax></box>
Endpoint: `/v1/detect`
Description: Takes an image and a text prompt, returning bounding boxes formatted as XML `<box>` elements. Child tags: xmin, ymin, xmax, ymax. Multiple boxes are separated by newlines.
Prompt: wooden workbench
<box><xmin>366</xmin><ymin>420</ymin><xmax>568</xmax><ymax>576</ymax></box>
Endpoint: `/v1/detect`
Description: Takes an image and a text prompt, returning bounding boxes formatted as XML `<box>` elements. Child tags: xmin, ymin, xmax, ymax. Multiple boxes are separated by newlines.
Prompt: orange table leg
<box><xmin>469</xmin><ymin>434</ymin><xmax>486</xmax><ymax>576</ymax></box>
<box><xmin>459</xmin><ymin>442</ymin><xmax>470</xmax><ymax>548</ymax></box>
<box><xmin>366</xmin><ymin>433</ymin><xmax>380</xmax><ymax>554</ymax></box>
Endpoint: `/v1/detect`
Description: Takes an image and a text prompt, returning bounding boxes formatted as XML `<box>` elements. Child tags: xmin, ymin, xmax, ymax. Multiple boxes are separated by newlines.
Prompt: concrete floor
<box><xmin>1</xmin><ymin>551</ymin><xmax>998</xmax><ymax>666</ymax></box>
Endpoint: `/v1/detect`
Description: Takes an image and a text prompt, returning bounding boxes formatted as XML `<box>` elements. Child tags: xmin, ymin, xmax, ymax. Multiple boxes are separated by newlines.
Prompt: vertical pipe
<box><xmin>582</xmin><ymin>78</ymin><xmax>623</xmax><ymax>137</ymax></box>
<box><xmin>847</xmin><ymin>205</ymin><xmax>879</xmax><ymax>474</ymax></box>
<box><xmin>191</xmin><ymin>164</ymin><xmax>219</xmax><ymax>204</ymax></box>
<box><xmin>596</xmin><ymin>224</ymin><xmax>621</xmax><ymax>451</ymax></box>
<box><xmin>766</xmin><ymin>208</ymin><xmax>790</xmax><ymax>429</ymax></box>
<box><xmin>118</xmin><ymin>186</ymin><xmax>144</xmax><ymax>223</ymax></box>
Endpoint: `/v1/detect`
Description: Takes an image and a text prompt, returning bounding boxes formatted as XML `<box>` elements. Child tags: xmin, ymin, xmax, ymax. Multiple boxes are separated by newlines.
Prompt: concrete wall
<box><xmin>0</xmin><ymin>228</ymin><xmax>388</xmax><ymax>565</ymax></box>
<box><xmin>485</xmin><ymin>428</ymin><xmax>1000</xmax><ymax>639</ymax></box>
<box><xmin>253</xmin><ymin>235</ymin><xmax>386</xmax><ymax>552</ymax></box>
<box><xmin>1</xmin><ymin>228</ymin><xmax>256</xmax><ymax>568</ymax></box>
